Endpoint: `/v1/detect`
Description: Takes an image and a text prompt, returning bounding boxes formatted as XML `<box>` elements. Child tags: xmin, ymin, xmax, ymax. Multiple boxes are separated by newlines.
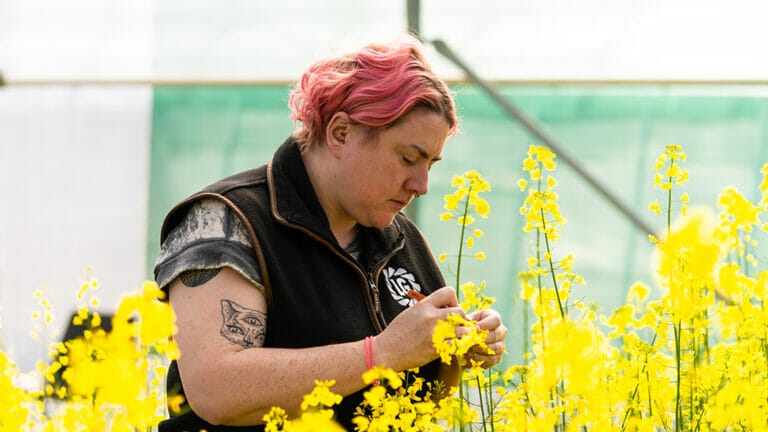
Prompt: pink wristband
<box><xmin>364</xmin><ymin>336</ymin><xmax>379</xmax><ymax>385</ymax></box>
<box><xmin>364</xmin><ymin>336</ymin><xmax>375</xmax><ymax>369</ymax></box>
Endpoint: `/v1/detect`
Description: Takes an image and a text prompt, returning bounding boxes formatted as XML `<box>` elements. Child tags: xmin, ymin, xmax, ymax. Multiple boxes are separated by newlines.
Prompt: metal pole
<box><xmin>404</xmin><ymin>0</ymin><xmax>422</xmax><ymax>222</ymax></box>
<box><xmin>431</xmin><ymin>38</ymin><xmax>656</xmax><ymax>237</ymax></box>
<box><xmin>407</xmin><ymin>0</ymin><xmax>421</xmax><ymax>37</ymax></box>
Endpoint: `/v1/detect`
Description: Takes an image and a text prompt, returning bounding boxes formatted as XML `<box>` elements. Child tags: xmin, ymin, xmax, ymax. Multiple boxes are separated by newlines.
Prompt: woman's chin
<box><xmin>362</xmin><ymin>214</ymin><xmax>397</xmax><ymax>229</ymax></box>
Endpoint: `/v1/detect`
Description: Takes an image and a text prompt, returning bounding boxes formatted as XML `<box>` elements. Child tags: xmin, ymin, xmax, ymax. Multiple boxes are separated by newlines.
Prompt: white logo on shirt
<box><xmin>383</xmin><ymin>267</ymin><xmax>422</xmax><ymax>307</ymax></box>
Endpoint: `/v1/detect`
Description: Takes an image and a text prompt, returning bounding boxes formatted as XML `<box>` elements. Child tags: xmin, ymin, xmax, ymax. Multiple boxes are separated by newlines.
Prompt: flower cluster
<box><xmin>0</xmin><ymin>279</ymin><xmax>178</xmax><ymax>431</ymax></box>
<box><xmin>432</xmin><ymin>314</ymin><xmax>490</xmax><ymax>365</ymax></box>
<box><xmin>439</xmin><ymin>170</ymin><xmax>491</xmax><ymax>266</ymax></box>
<box><xmin>441</xmin><ymin>170</ymin><xmax>491</xmax><ymax>222</ymax></box>
<box><xmin>518</xmin><ymin>145</ymin><xmax>566</xmax><ymax>242</ymax></box>
<box><xmin>352</xmin><ymin>367</ymin><xmax>445</xmax><ymax>432</ymax></box>
<box><xmin>264</xmin><ymin>379</ymin><xmax>346</xmax><ymax>432</ymax></box>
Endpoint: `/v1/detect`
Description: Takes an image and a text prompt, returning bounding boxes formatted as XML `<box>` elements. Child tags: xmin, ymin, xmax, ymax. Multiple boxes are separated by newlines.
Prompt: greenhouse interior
<box><xmin>2</xmin><ymin>0</ymin><xmax>768</xmax><ymax>430</ymax></box>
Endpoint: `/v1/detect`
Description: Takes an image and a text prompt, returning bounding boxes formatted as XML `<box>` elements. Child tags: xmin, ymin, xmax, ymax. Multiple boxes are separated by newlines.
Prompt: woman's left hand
<box><xmin>464</xmin><ymin>309</ymin><xmax>507</xmax><ymax>368</ymax></box>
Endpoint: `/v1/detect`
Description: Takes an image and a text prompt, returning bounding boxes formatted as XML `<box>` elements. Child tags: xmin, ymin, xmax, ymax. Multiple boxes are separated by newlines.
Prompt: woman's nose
<box><xmin>407</xmin><ymin>167</ymin><xmax>429</xmax><ymax>197</ymax></box>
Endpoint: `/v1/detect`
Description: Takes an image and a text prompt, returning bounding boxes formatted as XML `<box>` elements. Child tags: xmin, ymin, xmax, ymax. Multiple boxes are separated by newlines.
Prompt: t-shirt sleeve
<box><xmin>153</xmin><ymin>198</ymin><xmax>265</xmax><ymax>295</ymax></box>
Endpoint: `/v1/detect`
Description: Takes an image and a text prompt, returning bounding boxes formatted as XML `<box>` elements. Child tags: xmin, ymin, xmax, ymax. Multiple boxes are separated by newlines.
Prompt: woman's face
<box><xmin>329</xmin><ymin>107</ymin><xmax>450</xmax><ymax>229</ymax></box>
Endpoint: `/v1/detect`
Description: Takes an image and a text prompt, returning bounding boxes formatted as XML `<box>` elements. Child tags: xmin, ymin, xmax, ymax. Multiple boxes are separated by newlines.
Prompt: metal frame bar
<box><xmin>4</xmin><ymin>77</ymin><xmax>768</xmax><ymax>87</ymax></box>
<box><xmin>431</xmin><ymin>38</ymin><xmax>655</xmax><ymax>237</ymax></box>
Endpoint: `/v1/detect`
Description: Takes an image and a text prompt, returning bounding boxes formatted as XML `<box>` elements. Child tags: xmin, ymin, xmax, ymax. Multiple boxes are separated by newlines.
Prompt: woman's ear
<box><xmin>325</xmin><ymin>112</ymin><xmax>350</xmax><ymax>158</ymax></box>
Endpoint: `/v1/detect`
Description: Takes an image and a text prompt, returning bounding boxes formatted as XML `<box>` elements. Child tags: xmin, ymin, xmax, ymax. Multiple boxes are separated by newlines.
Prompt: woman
<box><xmin>154</xmin><ymin>35</ymin><xmax>507</xmax><ymax>431</ymax></box>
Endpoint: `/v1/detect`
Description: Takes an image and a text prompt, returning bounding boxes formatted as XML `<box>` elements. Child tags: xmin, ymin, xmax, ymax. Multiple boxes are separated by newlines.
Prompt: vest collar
<box><xmin>267</xmin><ymin>137</ymin><xmax>405</xmax><ymax>257</ymax></box>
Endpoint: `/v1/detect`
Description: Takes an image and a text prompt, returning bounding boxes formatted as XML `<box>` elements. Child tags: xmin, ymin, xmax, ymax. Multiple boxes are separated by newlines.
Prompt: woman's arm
<box><xmin>170</xmin><ymin>267</ymin><xmax>464</xmax><ymax>426</ymax></box>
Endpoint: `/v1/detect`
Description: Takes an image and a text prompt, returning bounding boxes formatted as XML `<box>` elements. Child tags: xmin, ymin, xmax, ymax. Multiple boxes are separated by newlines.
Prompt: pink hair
<box><xmin>288</xmin><ymin>36</ymin><xmax>458</xmax><ymax>147</ymax></box>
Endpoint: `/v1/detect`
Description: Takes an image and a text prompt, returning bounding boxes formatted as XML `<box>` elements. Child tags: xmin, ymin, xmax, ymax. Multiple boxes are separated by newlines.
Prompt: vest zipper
<box><xmin>368</xmin><ymin>272</ymin><xmax>382</xmax><ymax>314</ymax></box>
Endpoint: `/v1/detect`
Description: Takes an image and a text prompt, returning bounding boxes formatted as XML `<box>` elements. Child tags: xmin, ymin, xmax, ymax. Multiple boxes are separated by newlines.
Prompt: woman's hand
<box><xmin>374</xmin><ymin>286</ymin><xmax>465</xmax><ymax>371</ymax></box>
<box><xmin>464</xmin><ymin>308</ymin><xmax>507</xmax><ymax>368</ymax></box>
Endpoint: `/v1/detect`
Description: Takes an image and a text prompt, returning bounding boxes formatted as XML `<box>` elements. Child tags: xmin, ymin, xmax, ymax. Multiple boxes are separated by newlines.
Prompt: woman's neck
<box><xmin>301</xmin><ymin>142</ymin><xmax>359</xmax><ymax>248</ymax></box>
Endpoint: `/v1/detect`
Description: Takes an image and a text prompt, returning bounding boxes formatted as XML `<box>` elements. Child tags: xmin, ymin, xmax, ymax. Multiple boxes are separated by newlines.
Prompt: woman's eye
<box><xmin>402</xmin><ymin>156</ymin><xmax>415</xmax><ymax>166</ymax></box>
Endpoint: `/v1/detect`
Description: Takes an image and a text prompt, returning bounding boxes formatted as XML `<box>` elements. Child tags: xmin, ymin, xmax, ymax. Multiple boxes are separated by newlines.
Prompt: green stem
<box><xmin>540</xmin><ymin>214</ymin><xmax>566</xmax><ymax>320</ymax></box>
<box><xmin>458</xmin><ymin>365</ymin><xmax>465</xmax><ymax>432</ymax></box>
<box><xmin>647</xmin><ymin>367</ymin><xmax>653</xmax><ymax>419</ymax></box>
<box><xmin>455</xmin><ymin>185</ymin><xmax>472</xmax><ymax>302</ymax></box>
<box><xmin>620</xmin><ymin>333</ymin><xmax>658</xmax><ymax>430</ymax></box>
<box><xmin>666</xmin><ymin>161</ymin><xmax>673</xmax><ymax>234</ymax></box>
<box><xmin>763</xmin><ymin>298</ymin><xmax>768</xmax><ymax>376</ymax></box>
<box><xmin>476</xmin><ymin>375</ymin><xmax>488</xmax><ymax>432</ymax></box>
<box><xmin>559</xmin><ymin>379</ymin><xmax>567</xmax><ymax>430</ymax></box>
<box><xmin>536</xmin><ymin>228</ymin><xmax>546</xmax><ymax>349</ymax></box>
<box><xmin>487</xmin><ymin>368</ymin><xmax>496</xmax><ymax>432</ymax></box>
<box><xmin>454</xmin><ymin>185</ymin><xmax>472</xmax><ymax>432</ymax></box>
<box><xmin>523</xmin><ymin>286</ymin><xmax>530</xmax><ymax>364</ymax></box>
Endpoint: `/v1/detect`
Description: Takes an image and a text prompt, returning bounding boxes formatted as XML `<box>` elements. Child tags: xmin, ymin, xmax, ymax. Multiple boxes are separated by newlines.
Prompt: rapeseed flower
<box><xmin>264</xmin><ymin>380</ymin><xmax>345</xmax><ymax>432</ymax></box>
<box><xmin>432</xmin><ymin>314</ymin><xmax>490</xmax><ymax>366</ymax></box>
<box><xmin>518</xmin><ymin>145</ymin><xmax>566</xmax><ymax>243</ymax></box>
<box><xmin>301</xmin><ymin>380</ymin><xmax>343</xmax><ymax>411</ymax></box>
<box><xmin>459</xmin><ymin>281</ymin><xmax>494</xmax><ymax>312</ymax></box>
<box><xmin>353</xmin><ymin>368</ymin><xmax>440</xmax><ymax>432</ymax></box>
<box><xmin>3</xmin><ymin>278</ymin><xmax>180</xmax><ymax>431</ymax></box>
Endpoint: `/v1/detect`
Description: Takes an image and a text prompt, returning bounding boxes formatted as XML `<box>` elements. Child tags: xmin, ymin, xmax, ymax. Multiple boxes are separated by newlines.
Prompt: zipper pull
<box><xmin>369</xmin><ymin>273</ymin><xmax>381</xmax><ymax>313</ymax></box>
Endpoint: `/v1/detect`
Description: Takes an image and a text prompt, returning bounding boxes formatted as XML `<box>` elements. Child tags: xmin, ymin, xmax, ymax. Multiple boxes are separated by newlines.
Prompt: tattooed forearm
<box><xmin>220</xmin><ymin>299</ymin><xmax>267</xmax><ymax>348</ymax></box>
<box><xmin>180</xmin><ymin>268</ymin><xmax>222</xmax><ymax>287</ymax></box>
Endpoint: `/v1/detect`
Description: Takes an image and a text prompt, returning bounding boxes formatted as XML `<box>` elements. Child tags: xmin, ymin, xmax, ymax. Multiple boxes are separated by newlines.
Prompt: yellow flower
<box><xmin>432</xmin><ymin>314</ymin><xmax>490</xmax><ymax>365</ymax></box>
<box><xmin>457</xmin><ymin>215</ymin><xmax>475</xmax><ymax>226</ymax></box>
<box><xmin>648</xmin><ymin>199</ymin><xmax>662</xmax><ymax>215</ymax></box>
<box><xmin>293</xmin><ymin>410</ymin><xmax>345</xmax><ymax>432</ymax></box>
<box><xmin>300</xmin><ymin>380</ymin><xmax>342</xmax><ymax>411</ymax></box>
<box><xmin>474</xmin><ymin>197</ymin><xmax>491</xmax><ymax>218</ymax></box>
<box><xmin>167</xmin><ymin>394</ymin><xmax>186</xmax><ymax>414</ymax></box>
<box><xmin>438</xmin><ymin>253</ymin><xmax>447</xmax><ymax>262</ymax></box>
<box><xmin>627</xmin><ymin>281</ymin><xmax>650</xmax><ymax>303</ymax></box>
<box><xmin>473</xmin><ymin>252</ymin><xmax>486</xmax><ymax>261</ymax></box>
<box><xmin>443</xmin><ymin>194</ymin><xmax>460</xmax><ymax>211</ymax></box>
<box><xmin>362</xmin><ymin>366</ymin><xmax>402</xmax><ymax>389</ymax></box>
<box><xmin>91</xmin><ymin>312</ymin><xmax>102</xmax><ymax>328</ymax></box>
<box><xmin>653</xmin><ymin>208</ymin><xmax>723</xmax><ymax>322</ymax></box>
<box><xmin>546</xmin><ymin>175</ymin><xmax>557</xmax><ymax>189</ymax></box>
<box><xmin>718</xmin><ymin>186</ymin><xmax>762</xmax><ymax>233</ymax></box>
<box><xmin>654</xmin><ymin>144</ymin><xmax>689</xmax><ymax>191</ymax></box>
<box><xmin>460</xmin><ymin>281</ymin><xmax>495</xmax><ymax>312</ymax></box>
<box><xmin>263</xmin><ymin>406</ymin><xmax>289</xmax><ymax>432</ymax></box>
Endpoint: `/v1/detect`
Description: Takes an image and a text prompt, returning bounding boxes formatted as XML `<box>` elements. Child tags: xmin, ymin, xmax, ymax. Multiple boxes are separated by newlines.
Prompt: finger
<box><xmin>464</xmin><ymin>351</ymin><xmax>502</xmax><ymax>369</ymax></box>
<box><xmin>473</xmin><ymin>310</ymin><xmax>502</xmax><ymax>331</ymax></box>
<box><xmin>484</xmin><ymin>325</ymin><xmax>508</xmax><ymax>344</ymax></box>
<box><xmin>423</xmin><ymin>286</ymin><xmax>460</xmax><ymax>308</ymax></box>
<box><xmin>437</xmin><ymin>306</ymin><xmax>466</xmax><ymax>321</ymax></box>
<box><xmin>468</xmin><ymin>340</ymin><xmax>504</xmax><ymax>356</ymax></box>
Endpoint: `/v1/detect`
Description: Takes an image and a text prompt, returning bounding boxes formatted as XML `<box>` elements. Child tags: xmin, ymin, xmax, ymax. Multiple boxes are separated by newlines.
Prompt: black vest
<box><xmin>158</xmin><ymin>138</ymin><xmax>446</xmax><ymax>431</ymax></box>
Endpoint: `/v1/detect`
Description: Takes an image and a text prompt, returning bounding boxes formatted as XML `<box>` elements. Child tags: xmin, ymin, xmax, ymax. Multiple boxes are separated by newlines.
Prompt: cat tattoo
<box><xmin>220</xmin><ymin>299</ymin><xmax>266</xmax><ymax>348</ymax></box>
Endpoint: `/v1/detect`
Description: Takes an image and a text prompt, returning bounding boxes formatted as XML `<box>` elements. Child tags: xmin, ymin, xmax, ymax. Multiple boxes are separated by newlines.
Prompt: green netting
<box><xmin>148</xmin><ymin>84</ymin><xmax>768</xmax><ymax>364</ymax></box>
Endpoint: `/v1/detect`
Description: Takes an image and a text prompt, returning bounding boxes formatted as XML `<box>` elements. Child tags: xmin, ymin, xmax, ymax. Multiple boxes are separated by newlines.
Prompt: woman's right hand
<box><xmin>373</xmin><ymin>286</ymin><xmax>465</xmax><ymax>371</ymax></box>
